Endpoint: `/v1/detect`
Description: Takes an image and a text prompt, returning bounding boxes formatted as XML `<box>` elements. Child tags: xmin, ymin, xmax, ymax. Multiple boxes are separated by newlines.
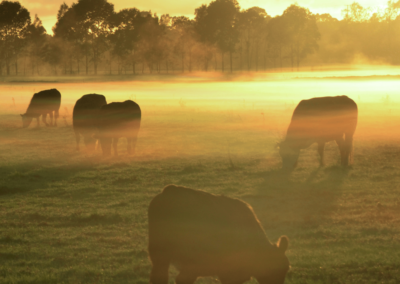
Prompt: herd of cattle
<box><xmin>19</xmin><ymin>88</ymin><xmax>358</xmax><ymax>283</ymax></box>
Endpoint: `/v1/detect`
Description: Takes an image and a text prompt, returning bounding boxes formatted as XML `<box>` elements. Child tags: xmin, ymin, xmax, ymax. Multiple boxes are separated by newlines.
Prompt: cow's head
<box><xmin>278</xmin><ymin>141</ymin><xmax>299</xmax><ymax>171</ymax></box>
<box><xmin>20</xmin><ymin>114</ymin><xmax>33</xmax><ymax>128</ymax></box>
<box><xmin>257</xmin><ymin>236</ymin><xmax>290</xmax><ymax>284</ymax></box>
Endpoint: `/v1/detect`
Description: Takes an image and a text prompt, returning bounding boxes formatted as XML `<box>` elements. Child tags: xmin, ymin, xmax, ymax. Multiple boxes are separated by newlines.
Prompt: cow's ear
<box><xmin>278</xmin><ymin>236</ymin><xmax>288</xmax><ymax>253</ymax></box>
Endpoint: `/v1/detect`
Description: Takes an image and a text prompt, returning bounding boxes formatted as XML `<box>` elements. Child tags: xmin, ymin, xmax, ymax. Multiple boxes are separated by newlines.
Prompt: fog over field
<box><xmin>1</xmin><ymin>70</ymin><xmax>400</xmax><ymax>283</ymax></box>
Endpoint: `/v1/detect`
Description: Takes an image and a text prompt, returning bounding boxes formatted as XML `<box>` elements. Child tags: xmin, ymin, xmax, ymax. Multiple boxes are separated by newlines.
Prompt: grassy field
<box><xmin>1</xmin><ymin>73</ymin><xmax>400</xmax><ymax>283</ymax></box>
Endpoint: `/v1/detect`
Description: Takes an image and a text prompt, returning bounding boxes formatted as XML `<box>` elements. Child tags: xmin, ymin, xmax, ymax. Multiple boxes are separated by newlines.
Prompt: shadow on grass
<box><xmin>0</xmin><ymin>157</ymin><xmax>102</xmax><ymax>196</ymax></box>
<box><xmin>243</xmin><ymin>165</ymin><xmax>350</xmax><ymax>230</ymax></box>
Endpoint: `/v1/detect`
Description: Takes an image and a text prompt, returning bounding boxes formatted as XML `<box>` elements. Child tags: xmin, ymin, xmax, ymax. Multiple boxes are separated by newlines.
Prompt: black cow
<box><xmin>148</xmin><ymin>185</ymin><xmax>290</xmax><ymax>284</ymax></box>
<box><xmin>279</xmin><ymin>96</ymin><xmax>358</xmax><ymax>170</ymax></box>
<box><xmin>73</xmin><ymin>94</ymin><xmax>107</xmax><ymax>151</ymax></box>
<box><xmin>21</xmin><ymin>89</ymin><xmax>61</xmax><ymax>128</ymax></box>
<box><xmin>97</xmin><ymin>100</ymin><xmax>141</xmax><ymax>156</ymax></box>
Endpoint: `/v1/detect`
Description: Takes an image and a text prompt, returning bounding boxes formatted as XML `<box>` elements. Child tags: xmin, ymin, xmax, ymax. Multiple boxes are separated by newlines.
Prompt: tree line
<box><xmin>0</xmin><ymin>0</ymin><xmax>399</xmax><ymax>76</ymax></box>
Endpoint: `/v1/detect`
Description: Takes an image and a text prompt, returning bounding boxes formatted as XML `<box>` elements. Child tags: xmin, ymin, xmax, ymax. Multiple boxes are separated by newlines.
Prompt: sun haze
<box><xmin>19</xmin><ymin>0</ymin><xmax>386</xmax><ymax>34</ymax></box>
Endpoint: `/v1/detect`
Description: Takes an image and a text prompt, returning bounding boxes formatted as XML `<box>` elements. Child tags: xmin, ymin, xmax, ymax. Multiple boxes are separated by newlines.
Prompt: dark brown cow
<box><xmin>97</xmin><ymin>100</ymin><xmax>141</xmax><ymax>156</ymax></box>
<box><xmin>148</xmin><ymin>185</ymin><xmax>290</xmax><ymax>284</ymax></box>
<box><xmin>279</xmin><ymin>96</ymin><xmax>358</xmax><ymax>170</ymax></box>
<box><xmin>73</xmin><ymin>94</ymin><xmax>107</xmax><ymax>151</ymax></box>
<box><xmin>21</xmin><ymin>89</ymin><xmax>61</xmax><ymax>128</ymax></box>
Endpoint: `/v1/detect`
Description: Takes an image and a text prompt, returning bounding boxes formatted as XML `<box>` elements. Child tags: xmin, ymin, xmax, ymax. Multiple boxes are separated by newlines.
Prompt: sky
<box><xmin>18</xmin><ymin>0</ymin><xmax>389</xmax><ymax>34</ymax></box>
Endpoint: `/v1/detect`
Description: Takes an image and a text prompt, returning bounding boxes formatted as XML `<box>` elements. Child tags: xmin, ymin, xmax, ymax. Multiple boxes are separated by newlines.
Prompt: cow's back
<box><xmin>287</xmin><ymin>96</ymin><xmax>358</xmax><ymax>141</ymax></box>
<box><xmin>148</xmin><ymin>185</ymin><xmax>271</xmax><ymax>271</ymax></box>
<box><xmin>73</xmin><ymin>94</ymin><xmax>107</xmax><ymax>130</ymax></box>
<box><xmin>27</xmin><ymin>89</ymin><xmax>61</xmax><ymax>116</ymax></box>
<box><xmin>98</xmin><ymin>100</ymin><xmax>141</xmax><ymax>137</ymax></box>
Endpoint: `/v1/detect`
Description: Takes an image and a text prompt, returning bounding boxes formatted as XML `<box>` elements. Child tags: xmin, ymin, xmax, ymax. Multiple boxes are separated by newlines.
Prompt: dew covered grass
<box><xmin>1</xmin><ymin>73</ymin><xmax>400</xmax><ymax>283</ymax></box>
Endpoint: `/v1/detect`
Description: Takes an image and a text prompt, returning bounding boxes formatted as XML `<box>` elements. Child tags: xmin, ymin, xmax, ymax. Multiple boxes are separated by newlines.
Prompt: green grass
<box><xmin>1</xmin><ymin>78</ymin><xmax>400</xmax><ymax>283</ymax></box>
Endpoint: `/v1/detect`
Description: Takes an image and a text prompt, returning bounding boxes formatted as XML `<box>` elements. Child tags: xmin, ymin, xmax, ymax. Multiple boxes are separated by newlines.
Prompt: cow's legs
<box><xmin>149</xmin><ymin>258</ymin><xmax>169</xmax><ymax>284</ymax></box>
<box><xmin>54</xmin><ymin>110</ymin><xmax>59</xmax><ymax>127</ymax></box>
<box><xmin>112</xmin><ymin>138</ymin><xmax>119</xmax><ymax>156</ymax></box>
<box><xmin>318</xmin><ymin>142</ymin><xmax>325</xmax><ymax>167</ymax></box>
<box><xmin>336</xmin><ymin>135</ymin><xmax>345</xmax><ymax>165</ymax></box>
<box><xmin>36</xmin><ymin>117</ymin><xmax>40</xmax><ymax>127</ymax></box>
<box><xmin>175</xmin><ymin>271</ymin><xmax>197</xmax><ymax>284</ymax></box>
<box><xmin>343</xmin><ymin>132</ymin><xmax>354</xmax><ymax>166</ymax></box>
<box><xmin>74</xmin><ymin>130</ymin><xmax>80</xmax><ymax>151</ymax></box>
<box><xmin>49</xmin><ymin>112</ymin><xmax>54</xmax><ymax>127</ymax></box>
<box><xmin>42</xmin><ymin>113</ymin><xmax>49</xmax><ymax>126</ymax></box>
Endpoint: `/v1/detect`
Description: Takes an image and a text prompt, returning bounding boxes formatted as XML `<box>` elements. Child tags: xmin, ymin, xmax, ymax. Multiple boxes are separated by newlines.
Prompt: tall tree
<box><xmin>0</xmin><ymin>1</ymin><xmax>31</xmax><ymax>75</ymax></box>
<box><xmin>26</xmin><ymin>15</ymin><xmax>47</xmax><ymax>75</ymax></box>
<box><xmin>237</xmin><ymin>7</ymin><xmax>270</xmax><ymax>71</ymax></box>
<box><xmin>195</xmin><ymin>0</ymin><xmax>240</xmax><ymax>72</ymax></box>
<box><xmin>282</xmin><ymin>4</ymin><xmax>320</xmax><ymax>70</ymax></box>
<box><xmin>53</xmin><ymin>0</ymin><xmax>115</xmax><ymax>75</ymax></box>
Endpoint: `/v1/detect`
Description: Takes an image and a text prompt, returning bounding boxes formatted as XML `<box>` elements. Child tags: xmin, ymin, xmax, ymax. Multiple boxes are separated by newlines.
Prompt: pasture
<box><xmin>1</xmin><ymin>71</ymin><xmax>400</xmax><ymax>283</ymax></box>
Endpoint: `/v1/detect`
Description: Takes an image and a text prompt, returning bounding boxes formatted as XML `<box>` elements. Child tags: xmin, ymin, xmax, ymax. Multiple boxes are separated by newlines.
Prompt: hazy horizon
<box><xmin>19</xmin><ymin>0</ymin><xmax>388</xmax><ymax>34</ymax></box>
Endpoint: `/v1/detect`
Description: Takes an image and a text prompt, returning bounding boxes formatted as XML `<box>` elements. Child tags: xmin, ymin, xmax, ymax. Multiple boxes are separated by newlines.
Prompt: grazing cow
<box><xmin>97</xmin><ymin>100</ymin><xmax>141</xmax><ymax>156</ymax></box>
<box><xmin>21</xmin><ymin>89</ymin><xmax>61</xmax><ymax>128</ymax></box>
<box><xmin>73</xmin><ymin>94</ymin><xmax>107</xmax><ymax>151</ymax></box>
<box><xmin>279</xmin><ymin>96</ymin><xmax>358</xmax><ymax>170</ymax></box>
<box><xmin>148</xmin><ymin>185</ymin><xmax>290</xmax><ymax>284</ymax></box>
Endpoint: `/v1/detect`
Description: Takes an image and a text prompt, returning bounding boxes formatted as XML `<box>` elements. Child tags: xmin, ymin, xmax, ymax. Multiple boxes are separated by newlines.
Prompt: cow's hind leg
<box><xmin>176</xmin><ymin>271</ymin><xmax>197</xmax><ymax>284</ymax></box>
<box><xmin>336</xmin><ymin>135</ymin><xmax>345</xmax><ymax>166</ymax></box>
<box><xmin>49</xmin><ymin>112</ymin><xmax>54</xmax><ymax>127</ymax></box>
<box><xmin>42</xmin><ymin>113</ymin><xmax>49</xmax><ymax>127</ymax></box>
<box><xmin>343</xmin><ymin>132</ymin><xmax>354</xmax><ymax>166</ymax></box>
<box><xmin>74</xmin><ymin>129</ymin><xmax>80</xmax><ymax>151</ymax></box>
<box><xmin>112</xmin><ymin>138</ymin><xmax>119</xmax><ymax>156</ymax></box>
<box><xmin>54</xmin><ymin>110</ymin><xmax>59</xmax><ymax>127</ymax></box>
<box><xmin>318</xmin><ymin>142</ymin><xmax>325</xmax><ymax>167</ymax></box>
<box><xmin>36</xmin><ymin>117</ymin><xmax>40</xmax><ymax>127</ymax></box>
<box><xmin>149</xmin><ymin>258</ymin><xmax>169</xmax><ymax>284</ymax></box>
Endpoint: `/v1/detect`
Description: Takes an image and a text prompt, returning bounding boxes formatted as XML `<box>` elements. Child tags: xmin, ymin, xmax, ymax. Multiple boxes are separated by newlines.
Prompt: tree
<box><xmin>0</xmin><ymin>1</ymin><xmax>31</xmax><ymax>75</ymax></box>
<box><xmin>26</xmin><ymin>15</ymin><xmax>47</xmax><ymax>75</ymax></box>
<box><xmin>53</xmin><ymin>0</ymin><xmax>115</xmax><ymax>75</ymax></box>
<box><xmin>195</xmin><ymin>0</ymin><xmax>240</xmax><ymax>72</ymax></box>
<box><xmin>342</xmin><ymin>2</ymin><xmax>371</xmax><ymax>22</ymax></box>
<box><xmin>237</xmin><ymin>7</ymin><xmax>270</xmax><ymax>71</ymax></box>
<box><xmin>282</xmin><ymin>5</ymin><xmax>320</xmax><ymax>70</ymax></box>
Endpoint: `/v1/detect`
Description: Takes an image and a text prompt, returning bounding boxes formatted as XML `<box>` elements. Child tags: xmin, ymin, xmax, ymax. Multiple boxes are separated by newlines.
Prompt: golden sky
<box><xmin>18</xmin><ymin>0</ymin><xmax>388</xmax><ymax>34</ymax></box>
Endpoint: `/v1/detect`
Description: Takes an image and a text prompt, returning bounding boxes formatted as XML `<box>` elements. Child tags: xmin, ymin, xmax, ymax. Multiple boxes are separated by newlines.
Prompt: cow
<box><xmin>73</xmin><ymin>94</ymin><xmax>107</xmax><ymax>151</ymax></box>
<box><xmin>148</xmin><ymin>185</ymin><xmax>290</xmax><ymax>284</ymax></box>
<box><xmin>97</xmin><ymin>100</ymin><xmax>141</xmax><ymax>156</ymax></box>
<box><xmin>21</xmin><ymin>89</ymin><xmax>61</xmax><ymax>128</ymax></box>
<box><xmin>279</xmin><ymin>96</ymin><xmax>358</xmax><ymax>171</ymax></box>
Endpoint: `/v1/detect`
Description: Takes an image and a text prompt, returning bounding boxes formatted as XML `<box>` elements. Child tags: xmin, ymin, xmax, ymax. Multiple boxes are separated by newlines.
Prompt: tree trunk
<box><xmin>15</xmin><ymin>55</ymin><xmax>18</xmax><ymax>75</ymax></box>
<box><xmin>291</xmin><ymin>46</ymin><xmax>294</xmax><ymax>72</ymax></box>
<box><xmin>85</xmin><ymin>52</ymin><xmax>88</xmax><ymax>75</ymax></box>
<box><xmin>181</xmin><ymin>52</ymin><xmax>184</xmax><ymax>73</ymax></box>
<box><xmin>246</xmin><ymin>40</ymin><xmax>250</xmax><ymax>71</ymax></box>
<box><xmin>221</xmin><ymin>52</ymin><xmax>223</xmax><ymax>72</ymax></box>
<box><xmin>230</xmin><ymin>51</ymin><xmax>233</xmax><ymax>73</ymax></box>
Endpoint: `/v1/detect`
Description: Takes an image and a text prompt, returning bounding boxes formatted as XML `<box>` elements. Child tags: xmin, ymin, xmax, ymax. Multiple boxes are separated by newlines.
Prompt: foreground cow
<box><xmin>97</xmin><ymin>100</ymin><xmax>141</xmax><ymax>156</ymax></box>
<box><xmin>73</xmin><ymin>94</ymin><xmax>107</xmax><ymax>151</ymax></box>
<box><xmin>148</xmin><ymin>185</ymin><xmax>290</xmax><ymax>284</ymax></box>
<box><xmin>21</xmin><ymin>89</ymin><xmax>61</xmax><ymax>128</ymax></box>
<box><xmin>279</xmin><ymin>96</ymin><xmax>358</xmax><ymax>170</ymax></box>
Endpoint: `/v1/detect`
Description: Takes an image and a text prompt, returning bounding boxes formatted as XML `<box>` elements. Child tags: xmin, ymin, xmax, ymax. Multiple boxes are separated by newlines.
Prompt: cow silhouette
<box><xmin>148</xmin><ymin>185</ymin><xmax>290</xmax><ymax>284</ymax></box>
<box><xmin>21</xmin><ymin>89</ymin><xmax>61</xmax><ymax>128</ymax></box>
<box><xmin>73</xmin><ymin>94</ymin><xmax>107</xmax><ymax>151</ymax></box>
<box><xmin>97</xmin><ymin>100</ymin><xmax>141</xmax><ymax>156</ymax></box>
<box><xmin>279</xmin><ymin>96</ymin><xmax>358</xmax><ymax>170</ymax></box>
